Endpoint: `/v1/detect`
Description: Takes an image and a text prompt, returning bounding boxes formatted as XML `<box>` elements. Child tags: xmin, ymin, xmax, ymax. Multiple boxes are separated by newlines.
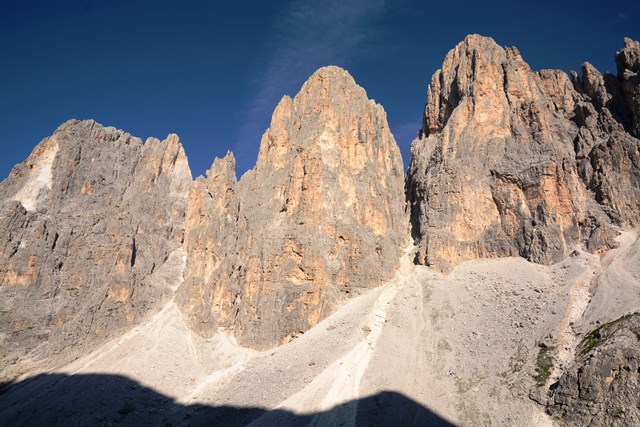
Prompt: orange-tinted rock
<box><xmin>407</xmin><ymin>35</ymin><xmax>617</xmax><ymax>272</ymax></box>
<box><xmin>177</xmin><ymin>66</ymin><xmax>409</xmax><ymax>349</ymax></box>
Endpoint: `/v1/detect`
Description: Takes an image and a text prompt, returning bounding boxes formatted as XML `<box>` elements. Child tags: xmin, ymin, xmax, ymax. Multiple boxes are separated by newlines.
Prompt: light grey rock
<box><xmin>548</xmin><ymin>313</ymin><xmax>640</xmax><ymax>426</ymax></box>
<box><xmin>571</xmin><ymin>41</ymin><xmax>640</xmax><ymax>227</ymax></box>
<box><xmin>0</xmin><ymin>120</ymin><xmax>191</xmax><ymax>382</ymax></box>
<box><xmin>616</xmin><ymin>37</ymin><xmax>640</xmax><ymax>138</ymax></box>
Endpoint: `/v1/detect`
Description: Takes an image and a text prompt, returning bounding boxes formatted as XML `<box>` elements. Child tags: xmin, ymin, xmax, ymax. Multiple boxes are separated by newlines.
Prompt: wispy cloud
<box><xmin>234</xmin><ymin>0</ymin><xmax>389</xmax><ymax>173</ymax></box>
<box><xmin>605</xmin><ymin>12</ymin><xmax>629</xmax><ymax>27</ymax></box>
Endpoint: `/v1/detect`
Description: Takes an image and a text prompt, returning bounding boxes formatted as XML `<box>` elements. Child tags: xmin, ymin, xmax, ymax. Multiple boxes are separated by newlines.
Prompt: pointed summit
<box><xmin>177</xmin><ymin>65</ymin><xmax>409</xmax><ymax>349</ymax></box>
<box><xmin>296</xmin><ymin>65</ymin><xmax>368</xmax><ymax>106</ymax></box>
<box><xmin>407</xmin><ymin>35</ymin><xmax>621</xmax><ymax>272</ymax></box>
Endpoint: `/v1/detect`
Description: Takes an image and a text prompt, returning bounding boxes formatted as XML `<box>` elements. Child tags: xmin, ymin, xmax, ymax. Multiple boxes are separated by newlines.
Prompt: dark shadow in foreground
<box><xmin>0</xmin><ymin>373</ymin><xmax>457</xmax><ymax>426</ymax></box>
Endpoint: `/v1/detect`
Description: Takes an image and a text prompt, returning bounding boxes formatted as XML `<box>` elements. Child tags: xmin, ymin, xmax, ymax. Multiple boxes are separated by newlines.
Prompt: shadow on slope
<box><xmin>0</xmin><ymin>373</ymin><xmax>456</xmax><ymax>426</ymax></box>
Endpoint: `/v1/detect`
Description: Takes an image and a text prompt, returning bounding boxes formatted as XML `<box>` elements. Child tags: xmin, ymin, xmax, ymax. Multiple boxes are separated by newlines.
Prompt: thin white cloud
<box><xmin>234</xmin><ymin>0</ymin><xmax>388</xmax><ymax>172</ymax></box>
<box><xmin>605</xmin><ymin>12</ymin><xmax>629</xmax><ymax>27</ymax></box>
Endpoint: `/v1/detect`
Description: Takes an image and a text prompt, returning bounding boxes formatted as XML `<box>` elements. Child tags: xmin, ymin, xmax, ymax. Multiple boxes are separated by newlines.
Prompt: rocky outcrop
<box><xmin>406</xmin><ymin>35</ymin><xmax>608</xmax><ymax>272</ymax></box>
<box><xmin>407</xmin><ymin>35</ymin><xmax>640</xmax><ymax>272</ymax></box>
<box><xmin>176</xmin><ymin>152</ymin><xmax>244</xmax><ymax>339</ymax></box>
<box><xmin>571</xmin><ymin>39</ymin><xmax>640</xmax><ymax>227</ymax></box>
<box><xmin>177</xmin><ymin>66</ymin><xmax>408</xmax><ymax>349</ymax></box>
<box><xmin>548</xmin><ymin>313</ymin><xmax>640</xmax><ymax>426</ymax></box>
<box><xmin>0</xmin><ymin>120</ymin><xmax>192</xmax><ymax>382</ymax></box>
<box><xmin>616</xmin><ymin>38</ymin><xmax>640</xmax><ymax>138</ymax></box>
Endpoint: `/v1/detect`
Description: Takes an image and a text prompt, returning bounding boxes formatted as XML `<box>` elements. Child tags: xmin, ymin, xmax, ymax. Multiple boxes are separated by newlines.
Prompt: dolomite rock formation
<box><xmin>0</xmin><ymin>120</ymin><xmax>192</xmax><ymax>382</ymax></box>
<box><xmin>548</xmin><ymin>313</ymin><xmax>640</xmax><ymax>426</ymax></box>
<box><xmin>407</xmin><ymin>35</ymin><xmax>640</xmax><ymax>272</ymax></box>
<box><xmin>177</xmin><ymin>66</ymin><xmax>408</xmax><ymax>349</ymax></box>
<box><xmin>177</xmin><ymin>152</ymin><xmax>245</xmax><ymax>339</ymax></box>
<box><xmin>616</xmin><ymin>38</ymin><xmax>640</xmax><ymax>138</ymax></box>
<box><xmin>570</xmin><ymin>39</ymin><xmax>640</xmax><ymax>227</ymax></box>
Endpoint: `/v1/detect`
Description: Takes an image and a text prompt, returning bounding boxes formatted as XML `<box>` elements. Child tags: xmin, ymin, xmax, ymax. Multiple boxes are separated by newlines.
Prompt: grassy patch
<box><xmin>579</xmin><ymin>312</ymin><xmax>639</xmax><ymax>356</ymax></box>
<box><xmin>533</xmin><ymin>345</ymin><xmax>555</xmax><ymax>386</ymax></box>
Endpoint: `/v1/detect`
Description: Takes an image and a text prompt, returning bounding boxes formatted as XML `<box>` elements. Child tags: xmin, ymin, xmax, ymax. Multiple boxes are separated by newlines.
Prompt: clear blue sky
<box><xmin>2</xmin><ymin>0</ymin><xmax>639</xmax><ymax>180</ymax></box>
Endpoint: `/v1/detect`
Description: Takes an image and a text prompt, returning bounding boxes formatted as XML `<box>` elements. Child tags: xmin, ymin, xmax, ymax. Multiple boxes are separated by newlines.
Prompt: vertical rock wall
<box><xmin>177</xmin><ymin>66</ymin><xmax>409</xmax><ymax>348</ymax></box>
<box><xmin>407</xmin><ymin>35</ymin><xmax>640</xmax><ymax>272</ymax></box>
<box><xmin>0</xmin><ymin>120</ymin><xmax>192</xmax><ymax>381</ymax></box>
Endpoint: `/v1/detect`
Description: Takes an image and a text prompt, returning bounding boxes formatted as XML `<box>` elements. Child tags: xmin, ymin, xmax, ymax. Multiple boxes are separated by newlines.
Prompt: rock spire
<box><xmin>407</xmin><ymin>34</ymin><xmax>640</xmax><ymax>272</ymax></box>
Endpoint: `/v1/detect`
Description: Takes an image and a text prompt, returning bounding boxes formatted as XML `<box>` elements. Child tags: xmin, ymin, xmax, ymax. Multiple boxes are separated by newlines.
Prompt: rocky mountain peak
<box><xmin>615</xmin><ymin>37</ymin><xmax>640</xmax><ymax>138</ymax></box>
<box><xmin>206</xmin><ymin>151</ymin><xmax>236</xmax><ymax>183</ymax></box>
<box><xmin>422</xmin><ymin>34</ymin><xmax>544</xmax><ymax>137</ymax></box>
<box><xmin>177</xmin><ymin>66</ymin><xmax>408</xmax><ymax>348</ymax></box>
<box><xmin>0</xmin><ymin>120</ymin><xmax>192</xmax><ymax>381</ymax></box>
<box><xmin>295</xmin><ymin>65</ymin><xmax>368</xmax><ymax>107</ymax></box>
<box><xmin>255</xmin><ymin>66</ymin><xmax>380</xmax><ymax>174</ymax></box>
<box><xmin>407</xmin><ymin>35</ymin><xmax>640</xmax><ymax>272</ymax></box>
<box><xmin>617</xmin><ymin>37</ymin><xmax>640</xmax><ymax>75</ymax></box>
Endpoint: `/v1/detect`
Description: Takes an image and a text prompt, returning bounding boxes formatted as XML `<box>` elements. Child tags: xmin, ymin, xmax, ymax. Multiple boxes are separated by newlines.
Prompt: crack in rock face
<box><xmin>407</xmin><ymin>34</ymin><xmax>639</xmax><ymax>273</ymax></box>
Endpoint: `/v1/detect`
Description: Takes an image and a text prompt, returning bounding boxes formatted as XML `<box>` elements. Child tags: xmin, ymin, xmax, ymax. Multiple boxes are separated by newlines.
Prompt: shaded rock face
<box><xmin>407</xmin><ymin>35</ymin><xmax>640</xmax><ymax>272</ymax></box>
<box><xmin>616</xmin><ymin>38</ymin><xmax>640</xmax><ymax>138</ymax></box>
<box><xmin>0</xmin><ymin>120</ymin><xmax>192</xmax><ymax>381</ymax></box>
<box><xmin>571</xmin><ymin>38</ymin><xmax>640</xmax><ymax>227</ymax></box>
<box><xmin>177</xmin><ymin>66</ymin><xmax>408</xmax><ymax>349</ymax></box>
<box><xmin>548</xmin><ymin>313</ymin><xmax>640</xmax><ymax>426</ymax></box>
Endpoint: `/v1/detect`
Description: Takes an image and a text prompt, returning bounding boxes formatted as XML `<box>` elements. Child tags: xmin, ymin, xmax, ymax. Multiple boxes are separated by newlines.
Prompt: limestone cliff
<box><xmin>548</xmin><ymin>313</ymin><xmax>640</xmax><ymax>426</ymax></box>
<box><xmin>616</xmin><ymin>38</ymin><xmax>640</xmax><ymax>138</ymax></box>
<box><xmin>177</xmin><ymin>66</ymin><xmax>408</xmax><ymax>349</ymax></box>
<box><xmin>570</xmin><ymin>38</ymin><xmax>640</xmax><ymax>227</ymax></box>
<box><xmin>177</xmin><ymin>152</ymin><xmax>244</xmax><ymax>338</ymax></box>
<box><xmin>0</xmin><ymin>120</ymin><xmax>192</xmax><ymax>381</ymax></box>
<box><xmin>407</xmin><ymin>35</ymin><xmax>640</xmax><ymax>272</ymax></box>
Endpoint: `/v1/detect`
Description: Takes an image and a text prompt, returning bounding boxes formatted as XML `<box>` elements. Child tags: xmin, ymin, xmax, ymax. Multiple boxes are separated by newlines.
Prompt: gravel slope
<box><xmin>1</xmin><ymin>232</ymin><xmax>638</xmax><ymax>426</ymax></box>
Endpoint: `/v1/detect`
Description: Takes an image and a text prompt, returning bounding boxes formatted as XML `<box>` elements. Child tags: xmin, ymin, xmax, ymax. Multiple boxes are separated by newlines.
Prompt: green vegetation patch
<box><xmin>533</xmin><ymin>345</ymin><xmax>556</xmax><ymax>386</ymax></box>
<box><xmin>578</xmin><ymin>312</ymin><xmax>640</xmax><ymax>357</ymax></box>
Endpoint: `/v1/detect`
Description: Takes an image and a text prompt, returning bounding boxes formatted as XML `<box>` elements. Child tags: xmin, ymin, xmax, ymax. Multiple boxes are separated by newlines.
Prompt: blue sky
<box><xmin>2</xmin><ymin>0</ymin><xmax>639</xmax><ymax>180</ymax></box>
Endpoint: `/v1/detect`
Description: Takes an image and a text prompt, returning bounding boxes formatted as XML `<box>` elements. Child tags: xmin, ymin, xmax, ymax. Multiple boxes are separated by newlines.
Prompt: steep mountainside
<box><xmin>0</xmin><ymin>36</ymin><xmax>639</xmax><ymax>427</ymax></box>
<box><xmin>407</xmin><ymin>35</ymin><xmax>639</xmax><ymax>272</ymax></box>
<box><xmin>177</xmin><ymin>66</ymin><xmax>408</xmax><ymax>349</ymax></box>
<box><xmin>0</xmin><ymin>120</ymin><xmax>192</xmax><ymax>382</ymax></box>
<box><xmin>570</xmin><ymin>37</ymin><xmax>640</xmax><ymax>226</ymax></box>
<box><xmin>549</xmin><ymin>313</ymin><xmax>640</xmax><ymax>426</ymax></box>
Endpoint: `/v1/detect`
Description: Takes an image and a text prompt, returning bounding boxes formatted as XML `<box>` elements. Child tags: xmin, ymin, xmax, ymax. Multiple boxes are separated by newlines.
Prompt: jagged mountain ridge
<box><xmin>1</xmin><ymin>66</ymin><xmax>409</xmax><ymax>379</ymax></box>
<box><xmin>177</xmin><ymin>66</ymin><xmax>408</xmax><ymax>349</ymax></box>
<box><xmin>0</xmin><ymin>35</ymin><xmax>639</xmax><ymax>426</ymax></box>
<box><xmin>0</xmin><ymin>122</ymin><xmax>192</xmax><ymax>382</ymax></box>
<box><xmin>407</xmin><ymin>34</ymin><xmax>640</xmax><ymax>273</ymax></box>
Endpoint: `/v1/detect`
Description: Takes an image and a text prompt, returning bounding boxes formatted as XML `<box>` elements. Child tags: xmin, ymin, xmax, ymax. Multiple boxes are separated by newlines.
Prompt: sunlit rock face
<box><xmin>407</xmin><ymin>35</ymin><xmax>640</xmax><ymax>272</ymax></box>
<box><xmin>0</xmin><ymin>120</ymin><xmax>192</xmax><ymax>381</ymax></box>
<box><xmin>177</xmin><ymin>66</ymin><xmax>409</xmax><ymax>349</ymax></box>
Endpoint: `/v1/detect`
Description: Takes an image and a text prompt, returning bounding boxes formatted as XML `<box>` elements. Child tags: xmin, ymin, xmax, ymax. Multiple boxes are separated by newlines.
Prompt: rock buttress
<box><xmin>406</xmin><ymin>35</ymin><xmax>640</xmax><ymax>272</ymax></box>
<box><xmin>177</xmin><ymin>66</ymin><xmax>409</xmax><ymax>349</ymax></box>
<box><xmin>0</xmin><ymin>120</ymin><xmax>192</xmax><ymax>382</ymax></box>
